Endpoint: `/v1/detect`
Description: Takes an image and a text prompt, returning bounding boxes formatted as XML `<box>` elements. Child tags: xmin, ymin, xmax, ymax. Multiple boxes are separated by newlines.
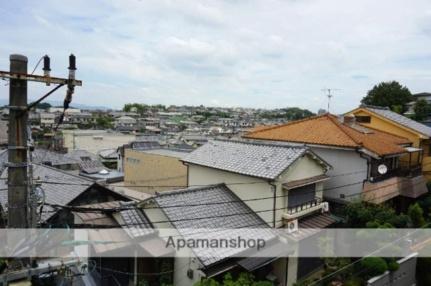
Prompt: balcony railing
<box><xmin>286</xmin><ymin>197</ymin><xmax>323</xmax><ymax>215</ymax></box>
<box><xmin>370</xmin><ymin>166</ymin><xmax>423</xmax><ymax>183</ymax></box>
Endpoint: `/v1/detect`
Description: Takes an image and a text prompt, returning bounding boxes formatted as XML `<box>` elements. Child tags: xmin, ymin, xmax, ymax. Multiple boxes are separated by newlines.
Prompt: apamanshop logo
<box><xmin>166</xmin><ymin>236</ymin><xmax>266</xmax><ymax>251</ymax></box>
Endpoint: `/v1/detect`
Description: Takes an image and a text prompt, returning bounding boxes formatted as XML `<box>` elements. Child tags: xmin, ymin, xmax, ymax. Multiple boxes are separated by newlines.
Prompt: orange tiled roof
<box><xmin>244</xmin><ymin>114</ymin><xmax>411</xmax><ymax>156</ymax></box>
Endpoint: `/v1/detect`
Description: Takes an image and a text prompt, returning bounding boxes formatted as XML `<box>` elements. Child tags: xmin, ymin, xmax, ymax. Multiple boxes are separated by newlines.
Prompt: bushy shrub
<box><xmin>360</xmin><ymin>257</ymin><xmax>388</xmax><ymax>277</ymax></box>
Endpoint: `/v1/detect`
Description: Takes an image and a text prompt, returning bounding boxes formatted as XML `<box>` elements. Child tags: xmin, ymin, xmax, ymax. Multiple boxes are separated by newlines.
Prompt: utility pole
<box><xmin>7</xmin><ymin>54</ymin><xmax>30</xmax><ymax>228</ymax></box>
<box><xmin>1</xmin><ymin>54</ymin><xmax>82</xmax><ymax>229</ymax></box>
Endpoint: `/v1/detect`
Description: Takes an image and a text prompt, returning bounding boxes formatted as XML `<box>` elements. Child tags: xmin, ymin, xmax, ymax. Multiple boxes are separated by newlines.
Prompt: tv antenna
<box><xmin>321</xmin><ymin>88</ymin><xmax>340</xmax><ymax>113</ymax></box>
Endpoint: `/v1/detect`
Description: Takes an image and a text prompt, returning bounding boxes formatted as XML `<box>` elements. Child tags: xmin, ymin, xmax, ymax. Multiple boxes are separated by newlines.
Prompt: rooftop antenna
<box><xmin>321</xmin><ymin>88</ymin><xmax>340</xmax><ymax>113</ymax></box>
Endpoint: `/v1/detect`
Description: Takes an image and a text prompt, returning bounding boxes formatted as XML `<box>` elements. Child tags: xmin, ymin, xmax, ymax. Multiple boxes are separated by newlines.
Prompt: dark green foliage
<box><xmin>386</xmin><ymin>259</ymin><xmax>400</xmax><ymax>272</ymax></box>
<box><xmin>361</xmin><ymin>81</ymin><xmax>413</xmax><ymax>113</ymax></box>
<box><xmin>360</xmin><ymin>257</ymin><xmax>388</xmax><ymax>277</ymax></box>
<box><xmin>343</xmin><ymin>202</ymin><xmax>410</xmax><ymax>228</ymax></box>
<box><xmin>123</xmin><ymin>103</ymin><xmax>166</xmax><ymax>114</ymax></box>
<box><xmin>259</xmin><ymin>107</ymin><xmax>315</xmax><ymax>120</ymax></box>
<box><xmin>414</xmin><ymin>99</ymin><xmax>431</xmax><ymax>121</ymax></box>
<box><xmin>408</xmin><ymin>203</ymin><xmax>426</xmax><ymax>227</ymax></box>
<box><xmin>31</xmin><ymin>102</ymin><xmax>52</xmax><ymax>110</ymax></box>
<box><xmin>95</xmin><ymin>116</ymin><xmax>114</xmax><ymax>129</ymax></box>
<box><xmin>194</xmin><ymin>272</ymin><xmax>272</xmax><ymax>286</ymax></box>
<box><xmin>418</xmin><ymin>192</ymin><xmax>431</xmax><ymax>218</ymax></box>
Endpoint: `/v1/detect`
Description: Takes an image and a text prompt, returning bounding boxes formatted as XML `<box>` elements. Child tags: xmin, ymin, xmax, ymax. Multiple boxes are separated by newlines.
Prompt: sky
<box><xmin>0</xmin><ymin>0</ymin><xmax>431</xmax><ymax>113</ymax></box>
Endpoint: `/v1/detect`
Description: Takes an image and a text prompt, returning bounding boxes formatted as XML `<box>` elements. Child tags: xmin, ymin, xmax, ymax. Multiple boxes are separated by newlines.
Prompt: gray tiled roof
<box><xmin>364</xmin><ymin>106</ymin><xmax>431</xmax><ymax>137</ymax></box>
<box><xmin>118</xmin><ymin>202</ymin><xmax>155</xmax><ymax>238</ymax></box>
<box><xmin>153</xmin><ymin>184</ymin><xmax>276</xmax><ymax>267</ymax></box>
<box><xmin>32</xmin><ymin>149</ymin><xmax>79</xmax><ymax>166</ymax></box>
<box><xmin>0</xmin><ymin>163</ymin><xmax>93</xmax><ymax>222</ymax></box>
<box><xmin>182</xmin><ymin>140</ymin><xmax>307</xmax><ymax>179</ymax></box>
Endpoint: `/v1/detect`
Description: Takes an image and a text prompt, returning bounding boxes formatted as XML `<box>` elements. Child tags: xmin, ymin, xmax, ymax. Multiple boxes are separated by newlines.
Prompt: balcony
<box><xmin>283</xmin><ymin>197</ymin><xmax>329</xmax><ymax>220</ymax></box>
<box><xmin>364</xmin><ymin>166</ymin><xmax>427</xmax><ymax>204</ymax></box>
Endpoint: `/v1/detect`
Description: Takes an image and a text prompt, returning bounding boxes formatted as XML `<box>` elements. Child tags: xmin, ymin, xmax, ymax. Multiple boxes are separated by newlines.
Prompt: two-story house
<box><xmin>346</xmin><ymin>105</ymin><xmax>431</xmax><ymax>181</ymax></box>
<box><xmin>179</xmin><ymin>139</ymin><xmax>335</xmax><ymax>284</ymax></box>
<box><xmin>244</xmin><ymin>113</ymin><xmax>428</xmax><ymax>206</ymax></box>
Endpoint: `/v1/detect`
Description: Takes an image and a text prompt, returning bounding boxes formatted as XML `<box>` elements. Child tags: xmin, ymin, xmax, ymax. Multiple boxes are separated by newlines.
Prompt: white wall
<box><xmin>188</xmin><ymin>154</ymin><xmax>328</xmax><ymax>228</ymax></box>
<box><xmin>310</xmin><ymin>147</ymin><xmax>368</xmax><ymax>202</ymax></box>
<box><xmin>188</xmin><ymin>164</ymin><xmax>276</xmax><ymax>226</ymax></box>
<box><xmin>144</xmin><ymin>205</ymin><xmax>204</xmax><ymax>286</ymax></box>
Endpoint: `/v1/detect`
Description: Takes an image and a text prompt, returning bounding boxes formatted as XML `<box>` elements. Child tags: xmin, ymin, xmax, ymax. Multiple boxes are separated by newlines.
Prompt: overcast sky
<box><xmin>1</xmin><ymin>0</ymin><xmax>431</xmax><ymax>113</ymax></box>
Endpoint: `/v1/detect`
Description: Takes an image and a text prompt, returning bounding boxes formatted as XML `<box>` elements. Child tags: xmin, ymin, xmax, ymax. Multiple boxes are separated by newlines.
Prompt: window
<box><xmin>287</xmin><ymin>184</ymin><xmax>316</xmax><ymax>208</ymax></box>
<box><xmin>355</xmin><ymin>115</ymin><xmax>371</xmax><ymax>123</ymax></box>
<box><xmin>126</xmin><ymin>157</ymin><xmax>140</xmax><ymax>164</ymax></box>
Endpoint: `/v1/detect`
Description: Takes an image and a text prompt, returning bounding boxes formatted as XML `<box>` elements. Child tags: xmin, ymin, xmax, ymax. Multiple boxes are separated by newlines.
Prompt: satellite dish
<box><xmin>99</xmin><ymin>169</ymin><xmax>109</xmax><ymax>175</ymax></box>
<box><xmin>377</xmin><ymin>164</ymin><xmax>388</xmax><ymax>175</ymax></box>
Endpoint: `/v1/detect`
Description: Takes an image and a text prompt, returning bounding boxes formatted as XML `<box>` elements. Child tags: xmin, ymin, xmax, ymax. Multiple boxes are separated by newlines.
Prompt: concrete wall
<box><xmin>367</xmin><ymin>254</ymin><xmax>417</xmax><ymax>286</ymax></box>
<box><xmin>62</xmin><ymin>130</ymin><xmax>136</xmax><ymax>154</ymax></box>
<box><xmin>124</xmin><ymin>149</ymin><xmax>187</xmax><ymax>193</ymax></box>
<box><xmin>310</xmin><ymin>147</ymin><xmax>368</xmax><ymax>203</ymax></box>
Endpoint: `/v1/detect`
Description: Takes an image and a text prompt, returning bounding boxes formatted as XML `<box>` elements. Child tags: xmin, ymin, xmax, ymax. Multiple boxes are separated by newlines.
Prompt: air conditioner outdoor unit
<box><xmin>286</xmin><ymin>219</ymin><xmax>298</xmax><ymax>234</ymax></box>
<box><xmin>322</xmin><ymin>202</ymin><xmax>330</xmax><ymax>213</ymax></box>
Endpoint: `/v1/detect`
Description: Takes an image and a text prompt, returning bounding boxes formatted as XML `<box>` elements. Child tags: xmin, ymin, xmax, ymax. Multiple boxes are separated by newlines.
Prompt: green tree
<box><xmin>96</xmin><ymin>116</ymin><xmax>114</xmax><ymax>129</ymax></box>
<box><xmin>408</xmin><ymin>203</ymin><xmax>426</xmax><ymax>227</ymax></box>
<box><xmin>360</xmin><ymin>257</ymin><xmax>388</xmax><ymax>277</ymax></box>
<box><xmin>361</xmin><ymin>81</ymin><xmax>413</xmax><ymax>113</ymax></box>
<box><xmin>414</xmin><ymin>99</ymin><xmax>430</xmax><ymax>121</ymax></box>
<box><xmin>194</xmin><ymin>272</ymin><xmax>272</xmax><ymax>286</ymax></box>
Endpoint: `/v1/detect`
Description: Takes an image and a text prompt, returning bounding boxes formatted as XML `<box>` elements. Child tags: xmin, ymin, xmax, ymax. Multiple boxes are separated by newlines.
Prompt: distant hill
<box><xmin>0</xmin><ymin>99</ymin><xmax>111</xmax><ymax>110</ymax></box>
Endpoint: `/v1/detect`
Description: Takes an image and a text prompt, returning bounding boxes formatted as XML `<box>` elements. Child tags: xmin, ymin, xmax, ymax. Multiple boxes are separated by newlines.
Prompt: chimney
<box><xmin>343</xmin><ymin>114</ymin><xmax>356</xmax><ymax>125</ymax></box>
<box><xmin>338</xmin><ymin>115</ymin><xmax>356</xmax><ymax>126</ymax></box>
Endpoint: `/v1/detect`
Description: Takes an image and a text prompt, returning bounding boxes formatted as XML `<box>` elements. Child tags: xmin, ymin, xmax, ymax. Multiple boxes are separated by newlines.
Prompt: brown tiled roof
<box><xmin>244</xmin><ymin>114</ymin><xmax>411</xmax><ymax>156</ymax></box>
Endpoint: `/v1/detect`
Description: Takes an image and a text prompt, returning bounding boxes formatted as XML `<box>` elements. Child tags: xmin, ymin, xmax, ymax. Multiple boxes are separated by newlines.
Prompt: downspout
<box><xmin>182</xmin><ymin>161</ymin><xmax>189</xmax><ymax>187</ymax></box>
<box><xmin>358</xmin><ymin>149</ymin><xmax>371</xmax><ymax>187</ymax></box>
<box><xmin>269</xmin><ymin>181</ymin><xmax>277</xmax><ymax>228</ymax></box>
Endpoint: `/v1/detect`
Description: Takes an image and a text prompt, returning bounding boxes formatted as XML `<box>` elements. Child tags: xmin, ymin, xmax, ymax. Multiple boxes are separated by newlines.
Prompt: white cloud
<box><xmin>0</xmin><ymin>0</ymin><xmax>431</xmax><ymax>112</ymax></box>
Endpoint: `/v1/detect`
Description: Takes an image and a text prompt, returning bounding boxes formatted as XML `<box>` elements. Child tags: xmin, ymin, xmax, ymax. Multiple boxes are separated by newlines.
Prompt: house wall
<box><xmin>309</xmin><ymin>147</ymin><xmax>368</xmax><ymax>203</ymax></box>
<box><xmin>188</xmin><ymin>164</ymin><xmax>275</xmax><ymax>226</ymax></box>
<box><xmin>143</xmin><ymin>205</ymin><xmax>205</xmax><ymax>286</ymax></box>
<box><xmin>124</xmin><ymin>149</ymin><xmax>187</xmax><ymax>193</ymax></box>
<box><xmin>188</xmin><ymin>154</ymin><xmax>327</xmax><ymax>227</ymax></box>
<box><xmin>62</xmin><ymin>130</ymin><xmax>136</xmax><ymax>154</ymax></box>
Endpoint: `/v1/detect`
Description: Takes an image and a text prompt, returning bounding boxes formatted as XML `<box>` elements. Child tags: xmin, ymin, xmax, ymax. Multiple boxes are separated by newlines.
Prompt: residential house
<box><xmin>180</xmin><ymin>139</ymin><xmax>335</xmax><ymax>285</ymax></box>
<box><xmin>74</xmin><ymin>201</ymin><xmax>173</xmax><ymax>286</ymax></box>
<box><xmin>346</xmin><ymin>106</ymin><xmax>431</xmax><ymax>181</ymax></box>
<box><xmin>143</xmin><ymin>184</ymin><xmax>283</xmax><ymax>286</ymax></box>
<box><xmin>405</xmin><ymin>92</ymin><xmax>431</xmax><ymax>117</ymax></box>
<box><xmin>62</xmin><ymin>130</ymin><xmax>136</xmax><ymax>154</ymax></box>
<box><xmin>243</xmin><ymin>113</ymin><xmax>428</xmax><ymax>206</ymax></box>
<box><xmin>124</xmin><ymin>147</ymin><xmax>191</xmax><ymax>193</ymax></box>
<box><xmin>0</xmin><ymin>162</ymin><xmax>128</xmax><ymax>227</ymax></box>
<box><xmin>40</xmin><ymin>112</ymin><xmax>56</xmax><ymax>128</ymax></box>
<box><xmin>114</xmin><ymin>115</ymin><xmax>137</xmax><ymax>132</ymax></box>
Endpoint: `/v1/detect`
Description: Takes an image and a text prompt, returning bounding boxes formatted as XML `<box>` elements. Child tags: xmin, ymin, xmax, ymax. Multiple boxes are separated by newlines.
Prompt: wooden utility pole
<box><xmin>7</xmin><ymin>54</ymin><xmax>30</xmax><ymax>228</ymax></box>
<box><xmin>1</xmin><ymin>54</ymin><xmax>82</xmax><ymax>229</ymax></box>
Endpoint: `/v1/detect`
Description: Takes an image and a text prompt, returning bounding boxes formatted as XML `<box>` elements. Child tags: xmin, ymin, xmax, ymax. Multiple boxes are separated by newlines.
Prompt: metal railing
<box><xmin>286</xmin><ymin>197</ymin><xmax>323</xmax><ymax>215</ymax></box>
<box><xmin>370</xmin><ymin>165</ymin><xmax>423</xmax><ymax>183</ymax></box>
